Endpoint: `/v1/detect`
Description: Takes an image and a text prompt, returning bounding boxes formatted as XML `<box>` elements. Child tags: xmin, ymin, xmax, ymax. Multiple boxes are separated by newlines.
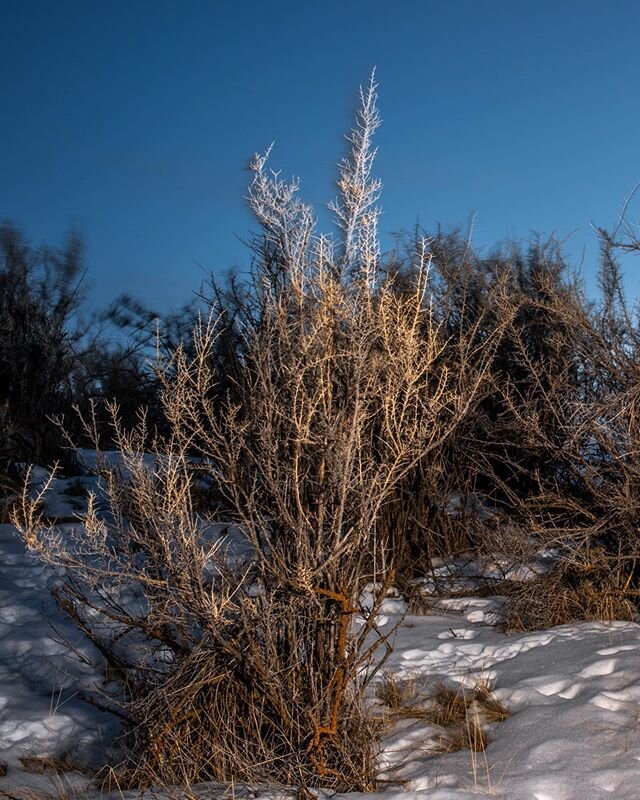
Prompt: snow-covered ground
<box><xmin>0</xmin><ymin>522</ymin><xmax>118</xmax><ymax>797</ymax></box>
<box><xmin>3</xmin><ymin>478</ymin><xmax>640</xmax><ymax>799</ymax></box>
<box><xmin>372</xmin><ymin>596</ymin><xmax>640</xmax><ymax>799</ymax></box>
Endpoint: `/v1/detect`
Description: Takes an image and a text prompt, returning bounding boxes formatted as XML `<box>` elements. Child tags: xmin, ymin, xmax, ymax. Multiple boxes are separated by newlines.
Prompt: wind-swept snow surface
<box><xmin>2</xmin><ymin>512</ymin><xmax>640</xmax><ymax>799</ymax></box>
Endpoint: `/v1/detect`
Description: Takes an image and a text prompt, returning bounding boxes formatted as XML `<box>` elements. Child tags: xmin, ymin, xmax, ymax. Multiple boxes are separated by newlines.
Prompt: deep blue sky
<box><xmin>2</xmin><ymin>0</ymin><xmax>640</xmax><ymax>311</ymax></box>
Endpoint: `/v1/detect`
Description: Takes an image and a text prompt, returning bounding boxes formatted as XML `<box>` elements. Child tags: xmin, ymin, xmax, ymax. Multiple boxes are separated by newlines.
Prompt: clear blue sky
<box><xmin>2</xmin><ymin>0</ymin><xmax>640</xmax><ymax>311</ymax></box>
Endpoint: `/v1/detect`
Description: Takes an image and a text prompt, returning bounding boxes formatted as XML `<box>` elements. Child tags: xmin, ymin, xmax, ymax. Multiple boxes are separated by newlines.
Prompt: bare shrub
<box><xmin>400</xmin><ymin>228</ymin><xmax>640</xmax><ymax>628</ymax></box>
<box><xmin>503</xmin><ymin>544</ymin><xmax>638</xmax><ymax>633</ymax></box>
<box><xmin>0</xmin><ymin>222</ymin><xmax>87</xmax><ymax>474</ymax></box>
<box><xmin>487</xmin><ymin>232</ymin><xmax>640</xmax><ymax>628</ymax></box>
<box><xmin>14</xmin><ymin>77</ymin><xmax>492</xmax><ymax>791</ymax></box>
<box><xmin>378</xmin><ymin>232</ymin><xmax>589</xmax><ymax>583</ymax></box>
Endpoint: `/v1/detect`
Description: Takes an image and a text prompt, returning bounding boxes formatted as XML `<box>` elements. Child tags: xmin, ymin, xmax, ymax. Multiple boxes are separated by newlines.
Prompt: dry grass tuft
<box><xmin>426</xmin><ymin>682</ymin><xmax>470</xmax><ymax>728</ymax></box>
<box><xmin>376</xmin><ymin>672</ymin><xmax>420</xmax><ymax>710</ymax></box>
<box><xmin>503</xmin><ymin>548</ymin><xmax>637</xmax><ymax>633</ymax></box>
<box><xmin>427</xmin><ymin>720</ymin><xmax>490</xmax><ymax>754</ymax></box>
<box><xmin>472</xmin><ymin>681</ymin><xmax>511</xmax><ymax>724</ymax></box>
<box><xmin>423</xmin><ymin>680</ymin><xmax>509</xmax><ymax>754</ymax></box>
<box><xmin>377</xmin><ymin>675</ymin><xmax>509</xmax><ymax>756</ymax></box>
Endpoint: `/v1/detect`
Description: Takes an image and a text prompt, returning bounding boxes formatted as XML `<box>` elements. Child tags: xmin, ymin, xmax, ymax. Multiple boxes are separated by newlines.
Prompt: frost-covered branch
<box><xmin>247</xmin><ymin>145</ymin><xmax>315</xmax><ymax>289</ymax></box>
<box><xmin>329</xmin><ymin>70</ymin><xmax>383</xmax><ymax>286</ymax></box>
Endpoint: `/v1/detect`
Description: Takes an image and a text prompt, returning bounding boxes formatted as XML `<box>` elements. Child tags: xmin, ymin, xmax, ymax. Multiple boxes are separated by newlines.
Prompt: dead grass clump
<box><xmin>503</xmin><ymin>548</ymin><xmax>637</xmax><ymax>633</ymax></box>
<box><xmin>424</xmin><ymin>681</ymin><xmax>509</xmax><ymax>753</ymax></box>
<box><xmin>472</xmin><ymin>681</ymin><xmax>511</xmax><ymax>723</ymax></box>
<box><xmin>376</xmin><ymin>675</ymin><xmax>509</xmax><ymax>754</ymax></box>
<box><xmin>426</xmin><ymin>683</ymin><xmax>470</xmax><ymax>728</ymax></box>
<box><xmin>19</xmin><ymin>755</ymin><xmax>82</xmax><ymax>776</ymax></box>
<box><xmin>376</xmin><ymin>672</ymin><xmax>420</xmax><ymax>710</ymax></box>
<box><xmin>427</xmin><ymin>721</ymin><xmax>490</xmax><ymax>755</ymax></box>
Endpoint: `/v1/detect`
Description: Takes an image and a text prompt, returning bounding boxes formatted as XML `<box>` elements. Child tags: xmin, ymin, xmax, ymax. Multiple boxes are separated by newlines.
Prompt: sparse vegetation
<box><xmin>376</xmin><ymin>674</ymin><xmax>509</xmax><ymax>756</ymax></box>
